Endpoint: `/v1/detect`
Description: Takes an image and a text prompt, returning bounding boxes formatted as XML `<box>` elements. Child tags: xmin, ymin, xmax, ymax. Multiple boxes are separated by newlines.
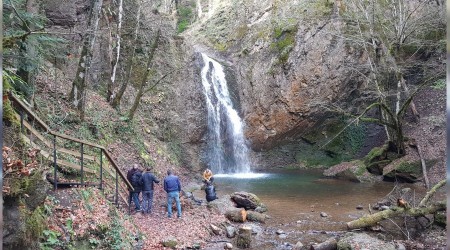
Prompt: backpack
<box><xmin>131</xmin><ymin>172</ymin><xmax>142</xmax><ymax>187</ymax></box>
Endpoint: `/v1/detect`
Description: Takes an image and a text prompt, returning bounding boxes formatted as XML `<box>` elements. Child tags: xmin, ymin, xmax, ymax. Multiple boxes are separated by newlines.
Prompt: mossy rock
<box><xmin>434</xmin><ymin>211</ymin><xmax>446</xmax><ymax>227</ymax></box>
<box><xmin>231</xmin><ymin>192</ymin><xmax>261</xmax><ymax>210</ymax></box>
<box><xmin>363</xmin><ymin>145</ymin><xmax>388</xmax><ymax>165</ymax></box>
<box><xmin>161</xmin><ymin>236</ymin><xmax>178</xmax><ymax>248</ymax></box>
<box><xmin>323</xmin><ymin>160</ymin><xmax>377</xmax><ymax>183</ymax></box>
<box><xmin>383</xmin><ymin>159</ymin><xmax>437</xmax><ymax>183</ymax></box>
<box><xmin>363</xmin><ymin>144</ymin><xmax>399</xmax><ymax>175</ymax></box>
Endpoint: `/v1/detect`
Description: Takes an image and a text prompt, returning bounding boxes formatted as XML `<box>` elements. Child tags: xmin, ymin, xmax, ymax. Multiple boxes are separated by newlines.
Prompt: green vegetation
<box><xmin>26</xmin><ymin>206</ymin><xmax>47</xmax><ymax>244</ymax></box>
<box><xmin>177</xmin><ymin>5</ymin><xmax>194</xmax><ymax>33</ymax></box>
<box><xmin>363</xmin><ymin>145</ymin><xmax>388</xmax><ymax>166</ymax></box>
<box><xmin>104</xmin><ymin>216</ymin><xmax>128</xmax><ymax>250</ymax></box>
<box><xmin>343</xmin><ymin>123</ymin><xmax>366</xmax><ymax>154</ymax></box>
<box><xmin>270</xmin><ymin>24</ymin><xmax>297</xmax><ymax>65</ymax></box>
<box><xmin>431</xmin><ymin>79</ymin><xmax>445</xmax><ymax>90</ymax></box>
<box><xmin>40</xmin><ymin>230</ymin><xmax>62</xmax><ymax>250</ymax></box>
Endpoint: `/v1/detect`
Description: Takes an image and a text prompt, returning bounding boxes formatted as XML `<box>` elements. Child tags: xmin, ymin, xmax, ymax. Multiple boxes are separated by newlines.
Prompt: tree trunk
<box><xmin>310</xmin><ymin>238</ymin><xmax>337</xmax><ymax>250</ymax></box>
<box><xmin>236</xmin><ymin>226</ymin><xmax>252</xmax><ymax>249</ymax></box>
<box><xmin>225</xmin><ymin>208</ymin><xmax>247</xmax><ymax>223</ymax></box>
<box><xmin>102</xmin><ymin>7</ymin><xmax>113</xmax><ymax>102</ymax></box>
<box><xmin>107</xmin><ymin>0</ymin><xmax>123</xmax><ymax>102</ymax></box>
<box><xmin>127</xmin><ymin>29</ymin><xmax>161</xmax><ymax>120</ymax></box>
<box><xmin>419</xmin><ymin>179</ymin><xmax>445</xmax><ymax>207</ymax></box>
<box><xmin>346</xmin><ymin>202</ymin><xmax>445</xmax><ymax>230</ymax></box>
<box><xmin>111</xmin><ymin>2</ymin><xmax>142</xmax><ymax>109</ymax></box>
<box><xmin>246</xmin><ymin>211</ymin><xmax>266</xmax><ymax>223</ymax></box>
<box><xmin>69</xmin><ymin>0</ymin><xmax>103</xmax><ymax>120</ymax></box>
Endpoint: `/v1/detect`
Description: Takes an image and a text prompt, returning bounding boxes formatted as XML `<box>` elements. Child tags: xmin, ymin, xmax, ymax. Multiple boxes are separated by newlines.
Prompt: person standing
<box><xmin>127</xmin><ymin>164</ymin><xmax>138</xmax><ymax>211</ymax></box>
<box><xmin>130</xmin><ymin>164</ymin><xmax>143</xmax><ymax>212</ymax></box>
<box><xmin>140</xmin><ymin>166</ymin><xmax>160</xmax><ymax>214</ymax></box>
<box><xmin>163</xmin><ymin>169</ymin><xmax>182</xmax><ymax>218</ymax></box>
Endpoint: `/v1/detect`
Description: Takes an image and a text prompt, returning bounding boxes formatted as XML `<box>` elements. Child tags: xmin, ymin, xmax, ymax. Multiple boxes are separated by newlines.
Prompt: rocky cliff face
<box><xmin>174</xmin><ymin>0</ymin><xmax>369</xmax><ymax>168</ymax></box>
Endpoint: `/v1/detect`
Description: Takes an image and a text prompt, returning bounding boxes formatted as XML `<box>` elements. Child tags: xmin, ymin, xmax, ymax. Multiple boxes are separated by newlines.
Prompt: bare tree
<box><xmin>110</xmin><ymin>0</ymin><xmax>142</xmax><ymax>109</ymax></box>
<box><xmin>340</xmin><ymin>0</ymin><xmax>445</xmax><ymax>154</ymax></box>
<box><xmin>68</xmin><ymin>0</ymin><xmax>103</xmax><ymax>120</ymax></box>
<box><xmin>127</xmin><ymin>29</ymin><xmax>161</xmax><ymax>120</ymax></box>
<box><xmin>106</xmin><ymin>0</ymin><xmax>124</xmax><ymax>102</ymax></box>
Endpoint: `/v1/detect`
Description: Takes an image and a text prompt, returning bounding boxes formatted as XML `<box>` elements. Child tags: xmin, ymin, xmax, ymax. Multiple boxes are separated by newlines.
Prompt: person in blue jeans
<box><xmin>163</xmin><ymin>169</ymin><xmax>182</xmax><ymax>218</ymax></box>
<box><xmin>140</xmin><ymin>167</ymin><xmax>160</xmax><ymax>214</ymax></box>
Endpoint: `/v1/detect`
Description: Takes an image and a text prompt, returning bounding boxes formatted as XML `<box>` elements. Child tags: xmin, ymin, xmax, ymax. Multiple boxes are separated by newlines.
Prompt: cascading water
<box><xmin>200</xmin><ymin>53</ymin><xmax>251</xmax><ymax>174</ymax></box>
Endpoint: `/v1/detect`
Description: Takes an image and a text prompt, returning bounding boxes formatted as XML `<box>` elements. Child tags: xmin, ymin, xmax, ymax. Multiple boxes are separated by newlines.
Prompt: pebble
<box><xmin>224</xmin><ymin>242</ymin><xmax>233</xmax><ymax>249</ymax></box>
<box><xmin>320</xmin><ymin>212</ymin><xmax>328</xmax><ymax>217</ymax></box>
<box><xmin>276</xmin><ymin>229</ymin><xmax>284</xmax><ymax>235</ymax></box>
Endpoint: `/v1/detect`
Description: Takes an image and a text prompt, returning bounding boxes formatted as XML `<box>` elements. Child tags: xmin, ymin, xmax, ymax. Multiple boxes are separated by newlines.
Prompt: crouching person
<box><xmin>205</xmin><ymin>182</ymin><xmax>217</xmax><ymax>202</ymax></box>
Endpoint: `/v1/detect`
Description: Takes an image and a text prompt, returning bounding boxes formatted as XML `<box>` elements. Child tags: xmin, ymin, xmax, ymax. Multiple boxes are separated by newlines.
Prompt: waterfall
<box><xmin>197</xmin><ymin>0</ymin><xmax>203</xmax><ymax>18</ymax></box>
<box><xmin>200</xmin><ymin>53</ymin><xmax>251</xmax><ymax>174</ymax></box>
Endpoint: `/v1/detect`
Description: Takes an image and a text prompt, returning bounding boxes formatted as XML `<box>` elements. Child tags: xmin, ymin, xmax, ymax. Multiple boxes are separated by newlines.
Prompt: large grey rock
<box><xmin>337</xmin><ymin>232</ymin><xmax>396</xmax><ymax>250</ymax></box>
<box><xmin>231</xmin><ymin>192</ymin><xmax>261</xmax><ymax>210</ymax></box>
<box><xmin>323</xmin><ymin>160</ymin><xmax>378</xmax><ymax>183</ymax></box>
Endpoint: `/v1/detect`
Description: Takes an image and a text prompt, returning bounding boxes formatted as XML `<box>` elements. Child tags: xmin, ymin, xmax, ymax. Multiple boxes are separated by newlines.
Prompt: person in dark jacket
<box><xmin>163</xmin><ymin>169</ymin><xmax>182</xmax><ymax>218</ymax></box>
<box><xmin>129</xmin><ymin>164</ymin><xmax>143</xmax><ymax>212</ymax></box>
<box><xmin>205</xmin><ymin>181</ymin><xmax>217</xmax><ymax>202</ymax></box>
<box><xmin>140</xmin><ymin>167</ymin><xmax>160</xmax><ymax>214</ymax></box>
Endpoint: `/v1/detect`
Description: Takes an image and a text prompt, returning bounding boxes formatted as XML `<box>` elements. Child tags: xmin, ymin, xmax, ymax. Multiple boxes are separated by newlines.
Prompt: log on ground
<box><xmin>225</xmin><ymin>208</ymin><xmax>247</xmax><ymax>222</ymax></box>
<box><xmin>246</xmin><ymin>210</ymin><xmax>266</xmax><ymax>223</ymax></box>
<box><xmin>310</xmin><ymin>237</ymin><xmax>337</xmax><ymax>250</ymax></box>
<box><xmin>347</xmin><ymin>202</ymin><xmax>446</xmax><ymax>230</ymax></box>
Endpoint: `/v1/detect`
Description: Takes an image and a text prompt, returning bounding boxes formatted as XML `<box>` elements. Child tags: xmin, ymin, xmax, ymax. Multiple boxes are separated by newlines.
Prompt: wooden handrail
<box><xmin>8</xmin><ymin>91</ymin><xmax>134</xmax><ymax>196</ymax></box>
<box><xmin>103</xmin><ymin>150</ymin><xmax>133</xmax><ymax>189</ymax></box>
<box><xmin>9</xmin><ymin>92</ymin><xmax>51</xmax><ymax>132</ymax></box>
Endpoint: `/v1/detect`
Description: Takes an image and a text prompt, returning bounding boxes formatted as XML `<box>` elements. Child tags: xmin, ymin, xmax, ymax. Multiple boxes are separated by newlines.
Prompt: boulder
<box><xmin>323</xmin><ymin>160</ymin><xmax>377</xmax><ymax>182</ymax></box>
<box><xmin>231</xmin><ymin>192</ymin><xmax>261</xmax><ymax>209</ymax></box>
<box><xmin>382</xmin><ymin>159</ymin><xmax>436</xmax><ymax>183</ymax></box>
<box><xmin>225</xmin><ymin>226</ymin><xmax>237</xmax><ymax>238</ymax></box>
<box><xmin>161</xmin><ymin>236</ymin><xmax>177</xmax><ymax>248</ymax></box>
<box><xmin>337</xmin><ymin>232</ymin><xmax>396</xmax><ymax>250</ymax></box>
<box><xmin>208</xmin><ymin>195</ymin><xmax>236</xmax><ymax>214</ymax></box>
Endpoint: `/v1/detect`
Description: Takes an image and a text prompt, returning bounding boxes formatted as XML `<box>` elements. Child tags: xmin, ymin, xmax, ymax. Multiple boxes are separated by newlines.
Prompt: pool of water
<box><xmin>209</xmin><ymin>169</ymin><xmax>425</xmax><ymax>231</ymax></box>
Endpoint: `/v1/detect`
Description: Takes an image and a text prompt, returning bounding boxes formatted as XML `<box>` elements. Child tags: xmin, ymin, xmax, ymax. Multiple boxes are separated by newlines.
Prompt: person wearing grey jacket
<box><xmin>140</xmin><ymin>167</ymin><xmax>160</xmax><ymax>214</ymax></box>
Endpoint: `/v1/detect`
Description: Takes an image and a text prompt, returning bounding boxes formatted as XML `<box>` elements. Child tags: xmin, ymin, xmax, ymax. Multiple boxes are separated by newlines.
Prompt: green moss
<box><xmin>214</xmin><ymin>42</ymin><xmax>228</xmax><ymax>51</ymax></box>
<box><xmin>177</xmin><ymin>6</ymin><xmax>193</xmax><ymax>33</ymax></box>
<box><xmin>431</xmin><ymin>79</ymin><xmax>445</xmax><ymax>90</ymax></box>
<box><xmin>363</xmin><ymin>145</ymin><xmax>388</xmax><ymax>165</ymax></box>
<box><xmin>3</xmin><ymin>99</ymin><xmax>20</xmax><ymax>125</ymax></box>
<box><xmin>26</xmin><ymin>206</ymin><xmax>47</xmax><ymax>241</ymax></box>
<box><xmin>395</xmin><ymin>161</ymin><xmax>421</xmax><ymax>175</ymax></box>
<box><xmin>353</xmin><ymin>160</ymin><xmax>367</xmax><ymax>176</ymax></box>
<box><xmin>434</xmin><ymin>211</ymin><xmax>446</xmax><ymax>227</ymax></box>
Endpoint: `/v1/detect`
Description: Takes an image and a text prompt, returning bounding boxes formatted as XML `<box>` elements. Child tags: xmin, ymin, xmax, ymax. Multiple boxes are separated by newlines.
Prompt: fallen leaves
<box><xmin>2</xmin><ymin>146</ymin><xmax>41</xmax><ymax>195</ymax></box>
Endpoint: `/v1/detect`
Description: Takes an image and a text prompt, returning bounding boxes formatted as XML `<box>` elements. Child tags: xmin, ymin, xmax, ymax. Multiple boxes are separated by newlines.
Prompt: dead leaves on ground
<box><xmin>2</xmin><ymin>146</ymin><xmax>40</xmax><ymax>195</ymax></box>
